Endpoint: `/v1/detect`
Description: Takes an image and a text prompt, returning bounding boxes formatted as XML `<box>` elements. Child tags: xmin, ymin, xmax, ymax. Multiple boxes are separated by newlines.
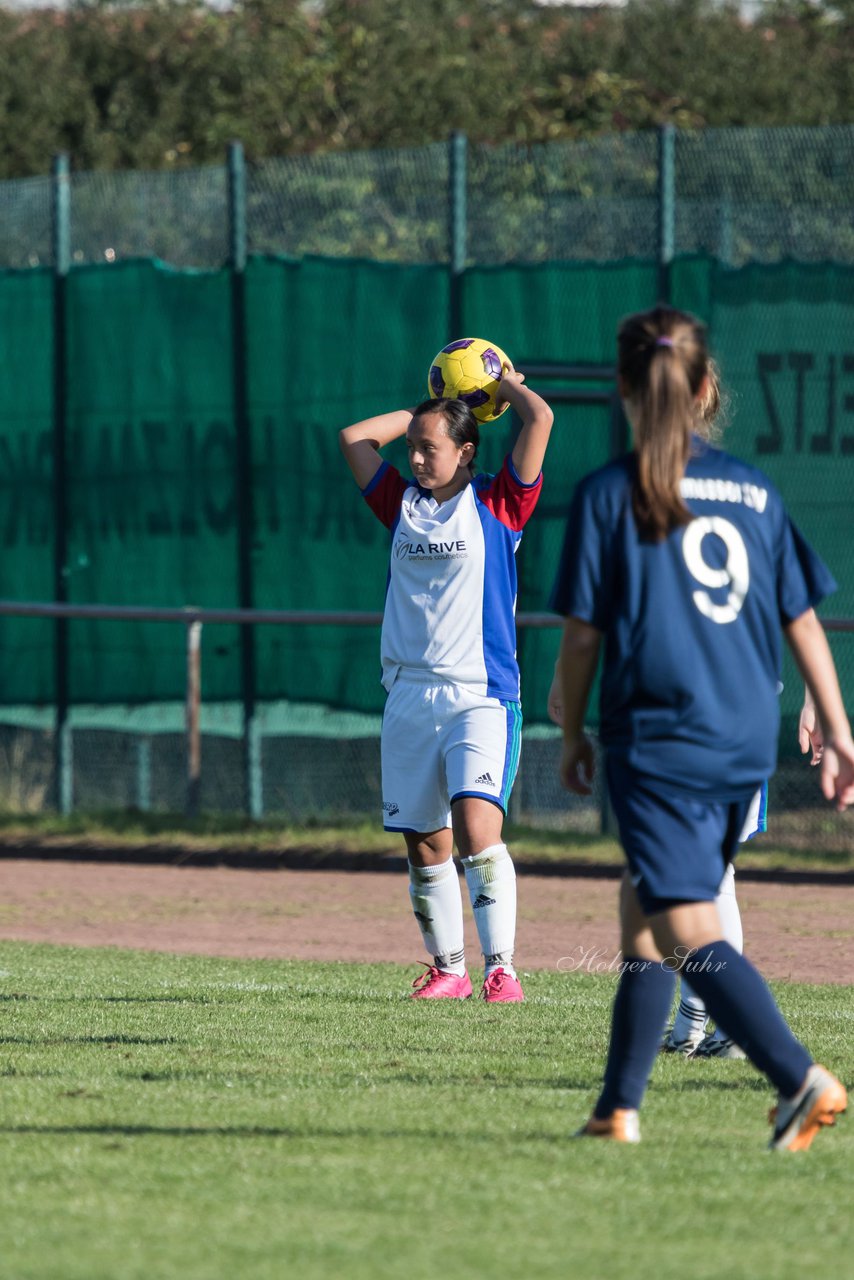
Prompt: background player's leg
<box><xmin>713</xmin><ymin>863</ymin><xmax>744</xmax><ymax>951</ymax></box>
<box><xmin>406</xmin><ymin>830</ymin><xmax>471</xmax><ymax>998</ymax></box>
<box><xmin>665</xmin><ymin>863</ymin><xmax>744</xmax><ymax>1055</ymax></box>
<box><xmin>664</xmin><ymin>982</ymin><xmax>707</xmax><ymax>1053</ymax></box>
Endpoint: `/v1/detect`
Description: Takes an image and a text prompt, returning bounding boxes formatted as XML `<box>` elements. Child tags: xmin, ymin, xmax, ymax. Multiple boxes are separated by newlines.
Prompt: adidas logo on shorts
<box><xmin>474</xmin><ymin>772</ymin><xmax>494</xmax><ymax>786</ymax></box>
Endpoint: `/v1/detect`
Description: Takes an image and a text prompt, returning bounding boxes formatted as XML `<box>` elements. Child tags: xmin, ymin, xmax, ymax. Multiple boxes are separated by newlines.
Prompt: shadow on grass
<box><xmin>0</xmin><ymin>1034</ymin><xmax>182</xmax><ymax>1046</ymax></box>
<box><xmin>660</xmin><ymin>1075</ymin><xmax>767</xmax><ymax>1094</ymax></box>
<box><xmin>86</xmin><ymin>995</ymin><xmax>198</xmax><ymax>1004</ymax></box>
<box><xmin>18</xmin><ymin>994</ymin><xmax>225</xmax><ymax>1007</ymax></box>
<box><xmin>3</xmin><ymin>1124</ymin><xmax>309</xmax><ymax>1138</ymax></box>
<box><xmin>50</xmin><ymin>996</ymin><xmax>206</xmax><ymax>1005</ymax></box>
<box><xmin>0</xmin><ymin>1122</ymin><xmax>586</xmax><ymax>1143</ymax></box>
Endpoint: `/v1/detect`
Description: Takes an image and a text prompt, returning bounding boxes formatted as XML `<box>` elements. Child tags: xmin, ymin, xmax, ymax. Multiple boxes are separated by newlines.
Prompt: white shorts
<box><xmin>739</xmin><ymin>782</ymin><xmax>768</xmax><ymax>844</ymax></box>
<box><xmin>717</xmin><ymin>784</ymin><xmax>768</xmax><ymax>894</ymax></box>
<box><xmin>381</xmin><ymin>675</ymin><xmax>522</xmax><ymax>833</ymax></box>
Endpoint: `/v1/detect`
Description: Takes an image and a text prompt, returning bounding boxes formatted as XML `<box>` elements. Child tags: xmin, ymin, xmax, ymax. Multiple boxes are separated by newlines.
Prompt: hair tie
<box><xmin>655</xmin><ymin>336</ymin><xmax>674</xmax><ymax>348</ymax></box>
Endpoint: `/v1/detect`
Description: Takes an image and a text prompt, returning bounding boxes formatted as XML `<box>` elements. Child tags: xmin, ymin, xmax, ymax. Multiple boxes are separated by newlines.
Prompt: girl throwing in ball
<box><xmin>340</xmin><ymin>369</ymin><xmax>554</xmax><ymax>1001</ymax></box>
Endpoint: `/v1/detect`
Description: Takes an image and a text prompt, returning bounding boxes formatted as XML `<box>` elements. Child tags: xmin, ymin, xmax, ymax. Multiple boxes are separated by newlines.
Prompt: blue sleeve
<box><xmin>776</xmin><ymin>515</ymin><xmax>837</xmax><ymax>624</ymax></box>
<box><xmin>549</xmin><ymin>479</ymin><xmax>613</xmax><ymax>630</ymax></box>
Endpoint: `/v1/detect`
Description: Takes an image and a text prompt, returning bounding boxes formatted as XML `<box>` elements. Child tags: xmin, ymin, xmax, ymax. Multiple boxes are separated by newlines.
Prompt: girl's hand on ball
<box><xmin>495</xmin><ymin>366</ymin><xmax>525</xmax><ymax>410</ymax></box>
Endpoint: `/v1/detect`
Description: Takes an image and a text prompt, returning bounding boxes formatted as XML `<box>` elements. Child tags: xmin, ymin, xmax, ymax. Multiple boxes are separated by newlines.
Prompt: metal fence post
<box><xmin>657</xmin><ymin>123</ymin><xmax>675</xmax><ymax>303</ymax></box>
<box><xmin>185</xmin><ymin>620</ymin><xmax>202</xmax><ymax>818</ymax></box>
<box><xmin>228</xmin><ymin>141</ymin><xmax>262</xmax><ymax>820</ymax></box>
<box><xmin>719</xmin><ymin>193</ymin><xmax>733</xmax><ymax>267</ymax></box>
<box><xmin>136</xmin><ymin>736</ymin><xmax>152</xmax><ymax>812</ymax></box>
<box><xmin>51</xmin><ymin>153</ymin><xmax>72</xmax><ymax>815</ymax></box>
<box><xmin>448</xmin><ymin>130</ymin><xmax>467</xmax><ymax>339</ymax></box>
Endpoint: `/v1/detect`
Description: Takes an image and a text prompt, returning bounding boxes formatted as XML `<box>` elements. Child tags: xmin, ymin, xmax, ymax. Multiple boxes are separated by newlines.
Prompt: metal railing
<box><xmin>0</xmin><ymin>599</ymin><xmax>562</xmax><ymax>819</ymax></box>
<box><xmin>0</xmin><ymin>598</ymin><xmax>851</xmax><ymax>823</ymax></box>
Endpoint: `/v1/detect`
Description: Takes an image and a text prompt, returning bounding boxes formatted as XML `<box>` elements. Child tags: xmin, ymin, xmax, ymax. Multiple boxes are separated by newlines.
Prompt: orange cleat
<box><xmin>769</xmin><ymin>1064</ymin><xmax>847</xmax><ymax>1151</ymax></box>
<box><xmin>574</xmin><ymin>1109</ymin><xmax>640</xmax><ymax>1144</ymax></box>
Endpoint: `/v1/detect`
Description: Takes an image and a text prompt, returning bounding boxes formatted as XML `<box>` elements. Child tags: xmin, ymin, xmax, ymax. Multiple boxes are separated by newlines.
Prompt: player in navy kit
<box><xmin>656</xmin><ymin>371</ymin><xmax>822</xmax><ymax>1058</ymax></box>
<box><xmin>551</xmin><ymin>305</ymin><xmax>852</xmax><ymax>1149</ymax></box>
<box><xmin>550</xmin><ymin>359</ymin><xmax>757</xmax><ymax>1060</ymax></box>
<box><xmin>340</xmin><ymin>369</ymin><xmax>554</xmax><ymax>1001</ymax></box>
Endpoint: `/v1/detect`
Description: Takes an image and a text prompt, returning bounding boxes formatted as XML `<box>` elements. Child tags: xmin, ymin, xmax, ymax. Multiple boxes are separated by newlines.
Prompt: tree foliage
<box><xmin>0</xmin><ymin>0</ymin><xmax>851</xmax><ymax>178</ymax></box>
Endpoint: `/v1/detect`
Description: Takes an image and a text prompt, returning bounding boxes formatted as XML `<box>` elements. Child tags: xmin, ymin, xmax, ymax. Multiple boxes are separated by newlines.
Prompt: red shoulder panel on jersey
<box><xmin>476</xmin><ymin>455</ymin><xmax>543</xmax><ymax>531</ymax></box>
<box><xmin>361</xmin><ymin>461</ymin><xmax>408</xmax><ymax>529</ymax></box>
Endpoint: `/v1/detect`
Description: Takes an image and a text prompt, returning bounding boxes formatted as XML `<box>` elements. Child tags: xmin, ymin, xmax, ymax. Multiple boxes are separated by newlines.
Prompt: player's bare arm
<box><xmin>798</xmin><ymin>684</ymin><xmax>823</xmax><ymax>765</ymax></box>
<box><xmin>785</xmin><ymin>608</ymin><xmax>854</xmax><ymax>810</ymax></box>
<box><xmin>547</xmin><ymin>656</ymin><xmax>564</xmax><ymax>728</ymax></box>
<box><xmin>497</xmin><ymin>370</ymin><xmax>555</xmax><ymax>485</ymax></box>
<box><xmin>557</xmin><ymin>617</ymin><xmax>602</xmax><ymax>795</ymax></box>
<box><xmin>339</xmin><ymin>408</ymin><xmax>414</xmax><ymax>489</ymax></box>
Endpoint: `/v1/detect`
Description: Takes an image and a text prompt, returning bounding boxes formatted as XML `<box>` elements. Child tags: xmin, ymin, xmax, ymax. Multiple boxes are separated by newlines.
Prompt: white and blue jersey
<box><xmin>362</xmin><ymin>455</ymin><xmax>542</xmax><ymax>699</ymax></box>
<box><xmin>551</xmin><ymin>438</ymin><xmax>836</xmax><ymax>799</ymax></box>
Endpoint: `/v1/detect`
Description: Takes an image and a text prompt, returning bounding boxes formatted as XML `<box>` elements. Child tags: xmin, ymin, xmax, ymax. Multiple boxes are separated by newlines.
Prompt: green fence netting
<box><xmin>0</xmin><ymin>252</ymin><xmax>850</xmax><ymax>734</ymax></box>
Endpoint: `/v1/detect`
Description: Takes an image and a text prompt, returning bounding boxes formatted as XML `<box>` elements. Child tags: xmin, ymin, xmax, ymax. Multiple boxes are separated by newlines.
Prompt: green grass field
<box><xmin>0</xmin><ymin>943</ymin><xmax>851</xmax><ymax>1279</ymax></box>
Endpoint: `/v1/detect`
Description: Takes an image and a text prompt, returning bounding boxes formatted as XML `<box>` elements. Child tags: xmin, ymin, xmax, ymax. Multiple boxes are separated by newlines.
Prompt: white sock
<box><xmin>671</xmin><ymin>987</ymin><xmax>709</xmax><ymax>1041</ymax></box>
<box><xmin>707</xmin><ymin>863</ymin><xmax>744</xmax><ymax>1041</ymax></box>
<box><xmin>715</xmin><ymin>863</ymin><xmax>744</xmax><ymax>952</ymax></box>
<box><xmin>674</xmin><ymin>863</ymin><xmax>744</xmax><ymax>1041</ymax></box>
<box><xmin>408</xmin><ymin>859</ymin><xmax>466</xmax><ymax>975</ymax></box>
<box><xmin>461</xmin><ymin>843</ymin><xmax>517</xmax><ymax>978</ymax></box>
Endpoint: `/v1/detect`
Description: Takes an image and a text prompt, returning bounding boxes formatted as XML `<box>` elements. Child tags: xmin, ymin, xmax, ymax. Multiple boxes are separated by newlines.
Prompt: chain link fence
<box><xmin>2</xmin><ymin>126</ymin><xmax>854</xmax><ymax>269</ymax></box>
<box><xmin>0</xmin><ymin>714</ymin><xmax>848</xmax><ymax>854</ymax></box>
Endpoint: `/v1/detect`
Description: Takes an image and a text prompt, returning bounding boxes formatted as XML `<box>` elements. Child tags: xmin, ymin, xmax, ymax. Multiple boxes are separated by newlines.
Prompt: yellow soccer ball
<box><xmin>427</xmin><ymin>337</ymin><xmax>511</xmax><ymax>423</ymax></box>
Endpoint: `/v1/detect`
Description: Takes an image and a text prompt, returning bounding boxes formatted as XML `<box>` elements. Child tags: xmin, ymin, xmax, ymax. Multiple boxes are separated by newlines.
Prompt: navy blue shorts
<box><xmin>606</xmin><ymin>753</ymin><xmax>757</xmax><ymax>916</ymax></box>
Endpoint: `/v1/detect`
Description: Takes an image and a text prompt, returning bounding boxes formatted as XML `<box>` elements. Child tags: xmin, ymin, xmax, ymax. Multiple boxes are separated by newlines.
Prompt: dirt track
<box><xmin>0</xmin><ymin>858</ymin><xmax>851</xmax><ymax>984</ymax></box>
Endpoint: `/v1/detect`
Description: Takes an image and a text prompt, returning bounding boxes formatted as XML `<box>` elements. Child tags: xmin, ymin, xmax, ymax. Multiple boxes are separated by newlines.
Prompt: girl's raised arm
<box><xmin>339</xmin><ymin>408</ymin><xmax>414</xmax><ymax>490</ymax></box>
<box><xmin>497</xmin><ymin>371</ymin><xmax>555</xmax><ymax>484</ymax></box>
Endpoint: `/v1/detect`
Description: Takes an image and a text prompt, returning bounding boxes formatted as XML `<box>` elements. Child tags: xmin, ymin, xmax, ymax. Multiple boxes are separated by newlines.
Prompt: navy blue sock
<box><xmin>594</xmin><ymin>959</ymin><xmax>676</xmax><ymax>1117</ymax></box>
<box><xmin>682</xmin><ymin>941</ymin><xmax>811</xmax><ymax>1097</ymax></box>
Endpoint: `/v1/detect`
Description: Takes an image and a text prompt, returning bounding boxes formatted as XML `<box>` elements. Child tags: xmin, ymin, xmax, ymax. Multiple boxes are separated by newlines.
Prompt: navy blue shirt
<box><xmin>550</xmin><ymin>439</ymin><xmax>836</xmax><ymax>799</ymax></box>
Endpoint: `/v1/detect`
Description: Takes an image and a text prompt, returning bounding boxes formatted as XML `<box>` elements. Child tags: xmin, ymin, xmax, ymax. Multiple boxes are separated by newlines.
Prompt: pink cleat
<box><xmin>481</xmin><ymin>968</ymin><xmax>524</xmax><ymax>1003</ymax></box>
<box><xmin>410</xmin><ymin>965</ymin><xmax>473</xmax><ymax>999</ymax></box>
